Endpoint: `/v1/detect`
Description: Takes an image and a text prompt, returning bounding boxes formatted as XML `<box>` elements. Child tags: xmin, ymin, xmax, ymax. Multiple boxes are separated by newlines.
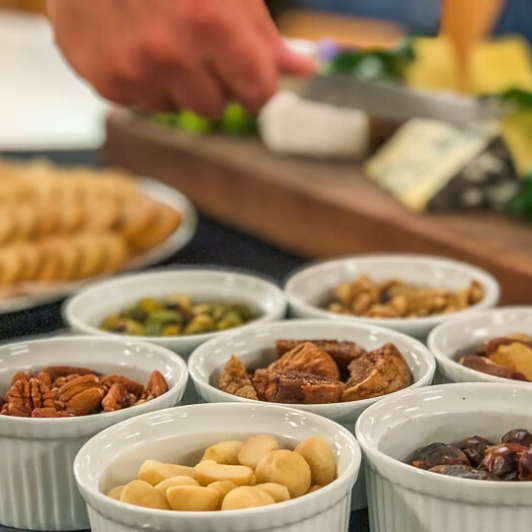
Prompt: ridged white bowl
<box><xmin>356</xmin><ymin>383</ymin><xmax>532</xmax><ymax>532</ymax></box>
<box><xmin>285</xmin><ymin>254</ymin><xmax>500</xmax><ymax>340</ymax></box>
<box><xmin>428</xmin><ymin>306</ymin><xmax>532</xmax><ymax>384</ymax></box>
<box><xmin>188</xmin><ymin>319</ymin><xmax>435</xmax><ymax>509</ymax></box>
<box><xmin>74</xmin><ymin>403</ymin><xmax>361</xmax><ymax>532</ymax></box>
<box><xmin>0</xmin><ymin>336</ymin><xmax>188</xmax><ymax>531</ymax></box>
<box><xmin>64</xmin><ymin>268</ymin><xmax>287</xmax><ymax>358</ymax></box>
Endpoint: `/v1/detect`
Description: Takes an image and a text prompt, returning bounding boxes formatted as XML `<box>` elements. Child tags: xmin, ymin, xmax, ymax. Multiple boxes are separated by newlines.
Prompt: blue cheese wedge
<box><xmin>365</xmin><ymin>119</ymin><xmax>519</xmax><ymax>212</ymax></box>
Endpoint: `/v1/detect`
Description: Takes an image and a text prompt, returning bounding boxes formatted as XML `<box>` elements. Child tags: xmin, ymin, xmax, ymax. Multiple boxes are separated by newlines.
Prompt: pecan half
<box><xmin>56</xmin><ymin>374</ymin><xmax>106</xmax><ymax>416</ymax></box>
<box><xmin>41</xmin><ymin>365</ymin><xmax>101</xmax><ymax>382</ymax></box>
<box><xmin>100</xmin><ymin>374</ymin><xmax>144</xmax><ymax>398</ymax></box>
<box><xmin>101</xmin><ymin>382</ymin><xmax>128</xmax><ymax>413</ymax></box>
<box><xmin>141</xmin><ymin>370</ymin><xmax>169</xmax><ymax>401</ymax></box>
<box><xmin>37</xmin><ymin>371</ymin><xmax>53</xmax><ymax>390</ymax></box>
<box><xmin>3</xmin><ymin>378</ymin><xmax>56</xmax><ymax>417</ymax></box>
<box><xmin>268</xmin><ymin>342</ymin><xmax>340</xmax><ymax>381</ymax></box>
<box><xmin>10</xmin><ymin>371</ymin><xmax>30</xmax><ymax>387</ymax></box>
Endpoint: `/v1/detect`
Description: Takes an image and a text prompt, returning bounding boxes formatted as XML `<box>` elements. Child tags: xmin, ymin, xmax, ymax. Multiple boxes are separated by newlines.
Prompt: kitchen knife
<box><xmin>281</xmin><ymin>74</ymin><xmax>505</xmax><ymax>125</ymax></box>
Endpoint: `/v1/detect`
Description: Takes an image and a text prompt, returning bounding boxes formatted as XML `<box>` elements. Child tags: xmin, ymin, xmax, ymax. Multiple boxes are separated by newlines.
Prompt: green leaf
<box><xmin>507</xmin><ymin>172</ymin><xmax>532</xmax><ymax>221</ymax></box>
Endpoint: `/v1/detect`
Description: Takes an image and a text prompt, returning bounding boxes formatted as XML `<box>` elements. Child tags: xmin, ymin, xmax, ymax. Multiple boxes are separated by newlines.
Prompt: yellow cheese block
<box><xmin>469</xmin><ymin>37</ymin><xmax>532</xmax><ymax>94</ymax></box>
<box><xmin>501</xmin><ymin>111</ymin><xmax>532</xmax><ymax>176</ymax></box>
<box><xmin>405</xmin><ymin>37</ymin><xmax>461</xmax><ymax>93</ymax></box>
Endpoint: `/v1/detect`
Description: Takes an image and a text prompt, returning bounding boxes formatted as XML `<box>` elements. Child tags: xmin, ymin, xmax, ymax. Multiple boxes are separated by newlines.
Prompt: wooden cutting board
<box><xmin>104</xmin><ymin>109</ymin><xmax>532</xmax><ymax>305</ymax></box>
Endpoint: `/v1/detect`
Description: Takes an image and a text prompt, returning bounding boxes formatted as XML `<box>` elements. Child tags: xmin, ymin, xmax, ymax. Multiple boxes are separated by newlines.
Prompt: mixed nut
<box><xmin>106</xmin><ymin>434</ymin><xmax>337</xmax><ymax>511</ymax></box>
<box><xmin>325</xmin><ymin>275</ymin><xmax>483</xmax><ymax>318</ymax></box>
<box><xmin>459</xmin><ymin>333</ymin><xmax>532</xmax><ymax>381</ymax></box>
<box><xmin>0</xmin><ymin>366</ymin><xmax>169</xmax><ymax>418</ymax></box>
<box><xmin>408</xmin><ymin>428</ymin><xmax>532</xmax><ymax>481</ymax></box>
<box><xmin>218</xmin><ymin>339</ymin><xmax>412</xmax><ymax>404</ymax></box>
<box><xmin>100</xmin><ymin>296</ymin><xmax>258</xmax><ymax>337</ymax></box>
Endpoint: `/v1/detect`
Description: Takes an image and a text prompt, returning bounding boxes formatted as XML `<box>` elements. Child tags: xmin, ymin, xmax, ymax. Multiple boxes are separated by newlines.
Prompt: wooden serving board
<box><xmin>105</xmin><ymin>109</ymin><xmax>532</xmax><ymax>305</ymax></box>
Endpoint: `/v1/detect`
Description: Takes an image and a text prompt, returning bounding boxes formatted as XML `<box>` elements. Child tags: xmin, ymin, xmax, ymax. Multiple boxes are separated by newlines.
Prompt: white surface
<box><xmin>356</xmin><ymin>383</ymin><xmax>532</xmax><ymax>532</ymax></box>
<box><xmin>74</xmin><ymin>403</ymin><xmax>360</xmax><ymax>532</ymax></box>
<box><xmin>64</xmin><ymin>268</ymin><xmax>288</xmax><ymax>358</ymax></box>
<box><xmin>0</xmin><ymin>335</ymin><xmax>188</xmax><ymax>531</ymax></box>
<box><xmin>428</xmin><ymin>306</ymin><xmax>532</xmax><ymax>385</ymax></box>
<box><xmin>188</xmin><ymin>319</ymin><xmax>435</xmax><ymax>510</ymax></box>
<box><xmin>284</xmin><ymin>254</ymin><xmax>500</xmax><ymax>340</ymax></box>
<box><xmin>0</xmin><ymin>10</ymin><xmax>108</xmax><ymax>150</ymax></box>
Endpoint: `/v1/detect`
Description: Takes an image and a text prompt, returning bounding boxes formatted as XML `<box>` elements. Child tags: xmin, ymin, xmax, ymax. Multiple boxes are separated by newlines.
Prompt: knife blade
<box><xmin>280</xmin><ymin>74</ymin><xmax>505</xmax><ymax>125</ymax></box>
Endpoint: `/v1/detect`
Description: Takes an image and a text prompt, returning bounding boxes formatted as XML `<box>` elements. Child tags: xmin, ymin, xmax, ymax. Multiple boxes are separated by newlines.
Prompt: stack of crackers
<box><xmin>0</xmin><ymin>158</ymin><xmax>183</xmax><ymax>297</ymax></box>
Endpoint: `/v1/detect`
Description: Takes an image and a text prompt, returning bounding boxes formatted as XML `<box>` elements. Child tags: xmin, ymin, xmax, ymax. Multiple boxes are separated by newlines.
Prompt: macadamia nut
<box><xmin>255</xmin><ymin>483</ymin><xmax>290</xmax><ymax>503</ymax></box>
<box><xmin>195</xmin><ymin>460</ymin><xmax>254</xmax><ymax>486</ymax></box>
<box><xmin>166</xmin><ymin>486</ymin><xmax>220</xmax><ymax>512</ymax></box>
<box><xmin>155</xmin><ymin>475</ymin><xmax>199</xmax><ymax>495</ymax></box>
<box><xmin>295</xmin><ymin>436</ymin><xmax>337</xmax><ymax>486</ymax></box>
<box><xmin>238</xmin><ymin>435</ymin><xmax>279</xmax><ymax>469</ymax></box>
<box><xmin>221</xmin><ymin>486</ymin><xmax>275</xmax><ymax>511</ymax></box>
<box><xmin>137</xmin><ymin>460</ymin><xmax>195</xmax><ymax>486</ymax></box>
<box><xmin>255</xmin><ymin>450</ymin><xmax>311</xmax><ymax>498</ymax></box>
<box><xmin>119</xmin><ymin>480</ymin><xmax>170</xmax><ymax>510</ymax></box>
<box><xmin>201</xmin><ymin>440</ymin><xmax>244</xmax><ymax>465</ymax></box>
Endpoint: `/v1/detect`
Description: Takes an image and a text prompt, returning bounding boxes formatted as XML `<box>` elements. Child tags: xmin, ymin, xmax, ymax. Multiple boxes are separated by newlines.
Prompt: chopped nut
<box><xmin>326</xmin><ymin>275</ymin><xmax>483</xmax><ymax>319</ymax></box>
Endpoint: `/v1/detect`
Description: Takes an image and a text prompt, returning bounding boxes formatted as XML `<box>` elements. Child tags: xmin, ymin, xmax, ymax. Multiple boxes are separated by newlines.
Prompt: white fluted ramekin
<box><xmin>188</xmin><ymin>319</ymin><xmax>435</xmax><ymax>510</ymax></box>
<box><xmin>356</xmin><ymin>383</ymin><xmax>532</xmax><ymax>532</ymax></box>
<box><xmin>0</xmin><ymin>336</ymin><xmax>188</xmax><ymax>531</ymax></box>
<box><xmin>64</xmin><ymin>268</ymin><xmax>287</xmax><ymax>358</ymax></box>
<box><xmin>74</xmin><ymin>402</ymin><xmax>361</xmax><ymax>532</ymax></box>
<box><xmin>285</xmin><ymin>254</ymin><xmax>500</xmax><ymax>340</ymax></box>
<box><xmin>428</xmin><ymin>306</ymin><xmax>532</xmax><ymax>384</ymax></box>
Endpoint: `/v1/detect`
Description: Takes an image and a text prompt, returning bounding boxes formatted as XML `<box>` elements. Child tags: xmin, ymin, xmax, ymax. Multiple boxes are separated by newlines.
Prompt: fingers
<box><xmin>208</xmin><ymin>28</ymin><xmax>278</xmax><ymax>114</ymax></box>
<box><xmin>163</xmin><ymin>66</ymin><xmax>229</xmax><ymax>118</ymax></box>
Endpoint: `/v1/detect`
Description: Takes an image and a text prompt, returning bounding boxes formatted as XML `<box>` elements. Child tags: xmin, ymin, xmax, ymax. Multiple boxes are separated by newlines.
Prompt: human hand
<box><xmin>47</xmin><ymin>0</ymin><xmax>315</xmax><ymax>117</ymax></box>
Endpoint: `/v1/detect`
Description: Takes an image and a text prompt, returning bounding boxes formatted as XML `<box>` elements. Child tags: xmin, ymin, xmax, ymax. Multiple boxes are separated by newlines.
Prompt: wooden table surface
<box><xmin>104</xmin><ymin>110</ymin><xmax>532</xmax><ymax>306</ymax></box>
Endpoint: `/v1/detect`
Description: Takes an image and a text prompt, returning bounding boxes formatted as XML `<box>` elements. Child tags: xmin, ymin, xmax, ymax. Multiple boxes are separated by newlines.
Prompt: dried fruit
<box><xmin>252</xmin><ymin>370</ymin><xmax>343</xmax><ymax>404</ymax></box>
<box><xmin>219</xmin><ymin>356</ymin><xmax>258</xmax><ymax>400</ymax></box>
<box><xmin>411</xmin><ymin>443</ymin><xmax>470</xmax><ymax>470</ymax></box>
<box><xmin>502</xmin><ymin>428</ymin><xmax>532</xmax><ymax>447</ymax></box>
<box><xmin>480</xmin><ymin>444</ymin><xmax>529</xmax><ymax>480</ymax></box>
<box><xmin>342</xmin><ymin>343</ymin><xmax>412</xmax><ymax>401</ymax></box>
<box><xmin>428</xmin><ymin>465</ymin><xmax>499</xmax><ymax>480</ymax></box>
<box><xmin>456</xmin><ymin>436</ymin><xmax>494</xmax><ymax>468</ymax></box>
<box><xmin>268</xmin><ymin>342</ymin><xmax>340</xmax><ymax>381</ymax></box>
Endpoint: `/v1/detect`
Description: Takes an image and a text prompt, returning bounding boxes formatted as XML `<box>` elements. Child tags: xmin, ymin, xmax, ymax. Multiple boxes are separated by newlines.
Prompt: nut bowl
<box><xmin>0</xmin><ymin>336</ymin><xmax>188</xmax><ymax>531</ymax></box>
<box><xmin>63</xmin><ymin>268</ymin><xmax>287</xmax><ymax>359</ymax></box>
<box><xmin>355</xmin><ymin>382</ymin><xmax>532</xmax><ymax>532</ymax></box>
<box><xmin>428</xmin><ymin>306</ymin><xmax>532</xmax><ymax>384</ymax></box>
<box><xmin>284</xmin><ymin>254</ymin><xmax>500</xmax><ymax>340</ymax></box>
<box><xmin>73</xmin><ymin>403</ymin><xmax>361</xmax><ymax>532</ymax></box>
<box><xmin>187</xmin><ymin>319</ymin><xmax>435</xmax><ymax>509</ymax></box>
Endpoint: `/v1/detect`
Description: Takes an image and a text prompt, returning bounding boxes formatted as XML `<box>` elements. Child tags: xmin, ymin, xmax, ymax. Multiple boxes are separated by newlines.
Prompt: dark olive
<box><xmin>480</xmin><ymin>444</ymin><xmax>529</xmax><ymax>479</ymax></box>
<box><xmin>428</xmin><ymin>465</ymin><xmax>499</xmax><ymax>481</ymax></box>
<box><xmin>518</xmin><ymin>448</ymin><xmax>532</xmax><ymax>481</ymax></box>
<box><xmin>501</xmin><ymin>429</ymin><xmax>532</xmax><ymax>448</ymax></box>
<box><xmin>455</xmin><ymin>436</ymin><xmax>494</xmax><ymax>468</ymax></box>
<box><xmin>410</xmin><ymin>443</ymin><xmax>470</xmax><ymax>470</ymax></box>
